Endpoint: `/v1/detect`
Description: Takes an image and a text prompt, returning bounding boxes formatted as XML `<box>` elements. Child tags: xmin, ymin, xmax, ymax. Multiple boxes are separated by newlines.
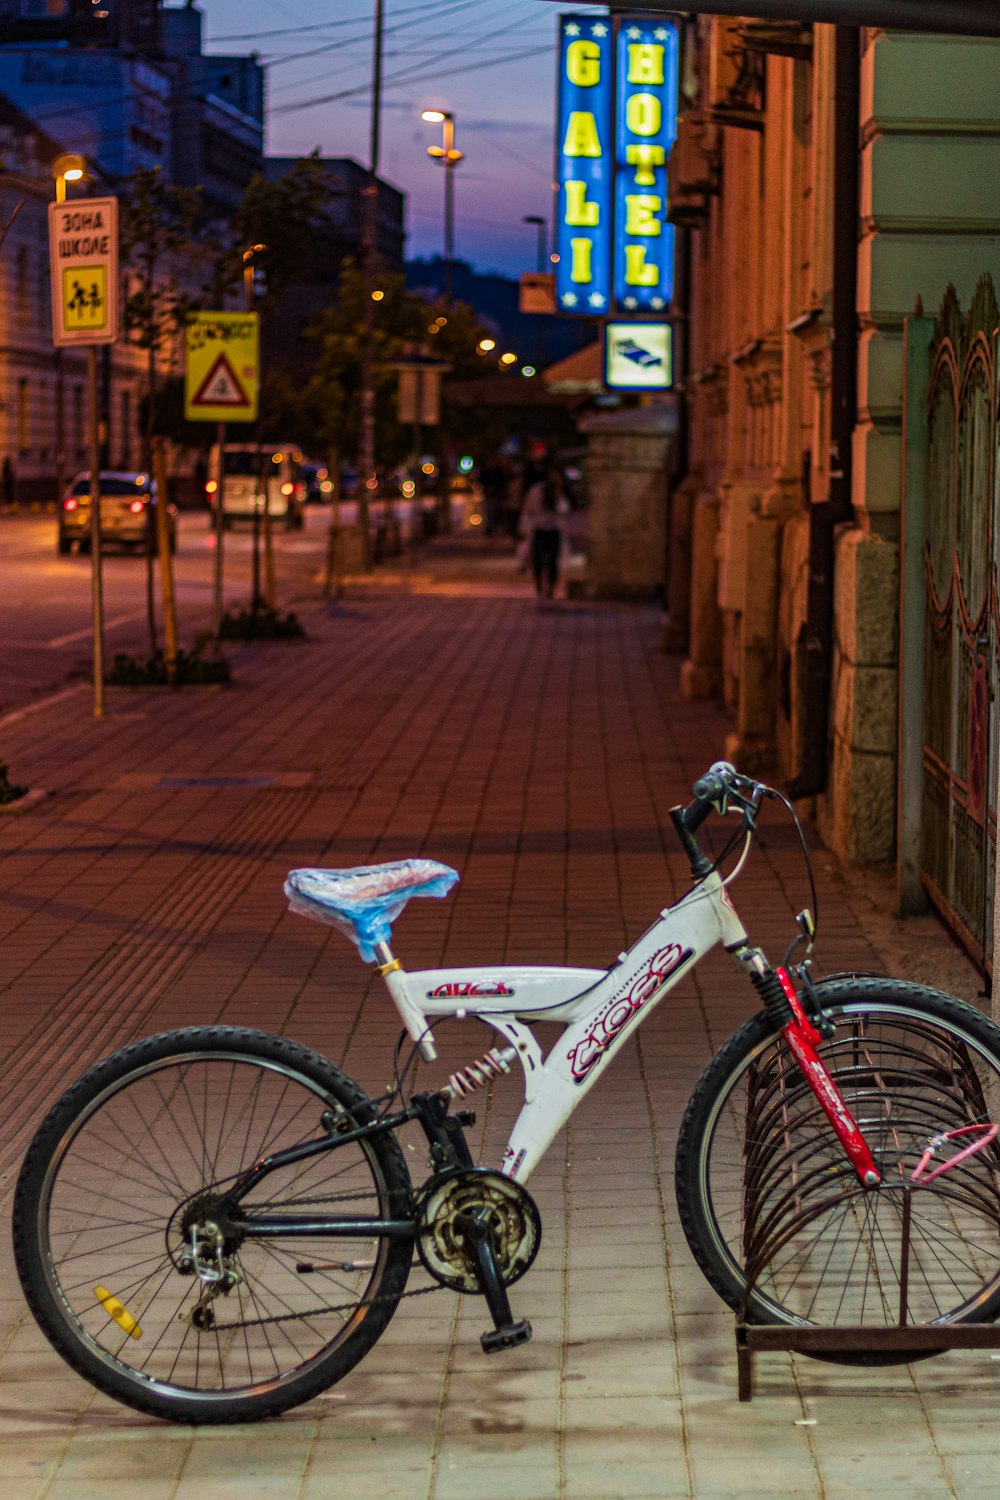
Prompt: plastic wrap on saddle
<box><xmin>284</xmin><ymin>860</ymin><xmax>459</xmax><ymax>962</ymax></box>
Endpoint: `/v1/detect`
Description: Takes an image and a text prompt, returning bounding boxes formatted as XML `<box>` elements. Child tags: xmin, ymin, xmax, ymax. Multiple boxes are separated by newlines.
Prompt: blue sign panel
<box><xmin>555</xmin><ymin>14</ymin><xmax>614</xmax><ymax>314</ymax></box>
<box><xmin>614</xmin><ymin>19</ymin><xmax>678</xmax><ymax>313</ymax></box>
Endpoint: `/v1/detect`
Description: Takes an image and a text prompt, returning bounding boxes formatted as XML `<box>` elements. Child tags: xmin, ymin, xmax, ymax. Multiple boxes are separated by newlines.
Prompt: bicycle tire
<box><xmin>13</xmin><ymin>1026</ymin><xmax>414</xmax><ymax>1423</ymax></box>
<box><xmin>676</xmin><ymin>979</ymin><xmax>1000</xmax><ymax>1363</ymax></box>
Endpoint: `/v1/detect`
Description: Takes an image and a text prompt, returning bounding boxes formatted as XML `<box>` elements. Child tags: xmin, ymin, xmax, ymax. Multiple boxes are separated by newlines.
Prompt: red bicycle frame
<box><xmin>775</xmin><ymin>966</ymin><xmax>881</xmax><ymax>1187</ymax></box>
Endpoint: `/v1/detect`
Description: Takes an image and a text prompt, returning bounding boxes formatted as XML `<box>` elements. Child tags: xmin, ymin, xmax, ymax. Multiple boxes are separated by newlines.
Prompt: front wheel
<box><xmin>13</xmin><ymin>1027</ymin><xmax>414</xmax><ymax>1422</ymax></box>
<box><xmin>676</xmin><ymin>979</ymin><xmax>1000</xmax><ymax>1359</ymax></box>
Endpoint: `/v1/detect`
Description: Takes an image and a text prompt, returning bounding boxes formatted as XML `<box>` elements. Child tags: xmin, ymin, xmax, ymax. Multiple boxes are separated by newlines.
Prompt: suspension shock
<box><xmin>443</xmin><ymin>1046</ymin><xmax>518</xmax><ymax>1099</ymax></box>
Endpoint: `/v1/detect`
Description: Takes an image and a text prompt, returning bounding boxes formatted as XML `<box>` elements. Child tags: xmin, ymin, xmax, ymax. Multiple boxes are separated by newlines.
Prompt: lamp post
<box><xmin>523</xmin><ymin>215</ymin><xmax>547</xmax><ymax>274</ymax></box>
<box><xmin>51</xmin><ymin>155</ymin><xmax>84</xmax><ymax>535</ymax></box>
<box><xmin>421</xmin><ymin>110</ymin><xmax>463</xmax><ymax>306</ymax></box>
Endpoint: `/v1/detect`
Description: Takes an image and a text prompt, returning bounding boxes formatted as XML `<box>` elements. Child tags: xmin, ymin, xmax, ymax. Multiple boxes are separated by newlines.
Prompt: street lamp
<box><xmin>242</xmin><ymin>243</ymin><xmax>266</xmax><ymax>312</ymax></box>
<box><xmin>52</xmin><ymin>153</ymin><xmax>85</xmax><ymax>204</ymax></box>
<box><xmin>523</xmin><ymin>215</ymin><xmax>547</xmax><ymax>274</ymax></box>
<box><xmin>421</xmin><ymin>108</ymin><xmax>463</xmax><ymax>305</ymax></box>
<box><xmin>51</xmin><ymin>154</ymin><xmax>86</xmax><ymax>507</ymax></box>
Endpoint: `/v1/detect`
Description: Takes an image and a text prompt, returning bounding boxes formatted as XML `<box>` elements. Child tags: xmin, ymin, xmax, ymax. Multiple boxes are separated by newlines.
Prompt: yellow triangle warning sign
<box><xmin>191</xmin><ymin>351</ymin><xmax>250</xmax><ymax>409</ymax></box>
<box><xmin>184</xmin><ymin>311</ymin><xmax>259</xmax><ymax>423</ymax></box>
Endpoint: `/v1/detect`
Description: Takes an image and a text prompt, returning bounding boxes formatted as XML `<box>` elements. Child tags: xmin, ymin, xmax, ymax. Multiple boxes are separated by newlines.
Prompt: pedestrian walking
<box><xmin>518</xmin><ymin>467</ymin><xmax>570</xmax><ymax>603</ymax></box>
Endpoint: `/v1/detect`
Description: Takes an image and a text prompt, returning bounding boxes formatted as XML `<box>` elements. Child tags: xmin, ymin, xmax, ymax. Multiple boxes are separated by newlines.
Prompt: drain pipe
<box><xmin>786</xmin><ymin>25</ymin><xmax>860</xmax><ymax>801</ymax></box>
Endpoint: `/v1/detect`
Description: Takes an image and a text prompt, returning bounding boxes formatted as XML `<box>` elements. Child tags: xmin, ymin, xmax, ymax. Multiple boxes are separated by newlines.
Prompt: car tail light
<box><xmin>63</xmin><ymin>497</ymin><xmax>78</xmax><ymax>511</ymax></box>
<box><xmin>205</xmin><ymin>480</ymin><xmax>218</xmax><ymax>496</ymax></box>
<box><xmin>129</xmin><ymin>499</ymin><xmax>145</xmax><ymax>514</ymax></box>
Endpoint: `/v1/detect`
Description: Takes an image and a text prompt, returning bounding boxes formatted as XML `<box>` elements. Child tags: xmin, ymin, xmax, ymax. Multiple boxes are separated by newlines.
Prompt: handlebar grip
<box><xmin>691</xmin><ymin>772</ymin><xmax>725</xmax><ymax>804</ymax></box>
<box><xmin>681</xmin><ymin>794</ymin><xmax>714</xmax><ymax>834</ymax></box>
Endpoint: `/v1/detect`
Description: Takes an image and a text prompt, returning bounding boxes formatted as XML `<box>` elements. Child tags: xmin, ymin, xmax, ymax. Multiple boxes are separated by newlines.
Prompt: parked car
<box><xmin>58</xmin><ymin>472</ymin><xmax>176</xmax><ymax>555</ymax></box>
<box><xmin>206</xmin><ymin>443</ymin><xmax>306</xmax><ymax>530</ymax></box>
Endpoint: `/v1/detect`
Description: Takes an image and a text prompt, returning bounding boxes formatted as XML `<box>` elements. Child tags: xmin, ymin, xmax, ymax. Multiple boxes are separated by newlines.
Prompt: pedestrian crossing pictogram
<box><xmin>63</xmin><ymin>268</ymin><xmax>107</xmax><ymax>330</ymax></box>
<box><xmin>191</xmin><ymin>352</ymin><xmax>250</xmax><ymax>409</ymax></box>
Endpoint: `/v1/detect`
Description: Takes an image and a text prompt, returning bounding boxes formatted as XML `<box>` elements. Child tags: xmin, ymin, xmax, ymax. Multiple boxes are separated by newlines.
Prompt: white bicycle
<box><xmin>14</xmin><ymin>762</ymin><xmax>1000</xmax><ymax>1422</ymax></box>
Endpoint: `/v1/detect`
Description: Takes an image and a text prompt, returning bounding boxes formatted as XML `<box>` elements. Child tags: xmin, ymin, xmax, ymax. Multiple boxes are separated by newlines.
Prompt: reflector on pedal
<box><xmin>94</xmin><ymin>1285</ymin><xmax>143</xmax><ymax>1339</ymax></box>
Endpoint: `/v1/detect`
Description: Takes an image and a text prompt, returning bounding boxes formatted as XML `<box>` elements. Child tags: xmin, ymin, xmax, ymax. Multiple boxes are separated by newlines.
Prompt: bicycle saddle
<box><xmin>285</xmin><ymin>859</ymin><xmax>459</xmax><ymax>961</ymax></box>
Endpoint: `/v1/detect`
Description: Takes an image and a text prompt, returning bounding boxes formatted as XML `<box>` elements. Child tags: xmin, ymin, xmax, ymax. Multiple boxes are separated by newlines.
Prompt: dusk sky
<box><xmin>196</xmin><ymin>0</ymin><xmax>582</xmax><ymax>279</ymax></box>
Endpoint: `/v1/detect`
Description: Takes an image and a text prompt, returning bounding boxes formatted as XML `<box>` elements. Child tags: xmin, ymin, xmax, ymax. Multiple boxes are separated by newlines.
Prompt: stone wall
<box><xmin>581</xmin><ymin>404</ymin><xmax>676</xmax><ymax>600</ymax></box>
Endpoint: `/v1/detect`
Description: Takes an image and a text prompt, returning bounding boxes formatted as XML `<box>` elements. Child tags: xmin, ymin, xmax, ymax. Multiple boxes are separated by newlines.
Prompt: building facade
<box><xmin>667</xmin><ymin>19</ymin><xmax>1000</xmax><ymax>894</ymax></box>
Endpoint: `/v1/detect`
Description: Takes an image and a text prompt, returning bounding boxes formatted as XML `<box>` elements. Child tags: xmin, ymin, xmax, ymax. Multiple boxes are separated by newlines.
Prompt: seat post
<box><xmin>373</xmin><ymin>940</ymin><xmax>401</xmax><ymax>976</ymax></box>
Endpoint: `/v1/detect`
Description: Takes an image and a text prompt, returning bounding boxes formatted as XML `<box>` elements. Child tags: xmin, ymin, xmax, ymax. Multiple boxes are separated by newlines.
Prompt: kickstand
<box><xmin>455</xmin><ymin>1208</ymin><xmax>533</xmax><ymax>1354</ymax></box>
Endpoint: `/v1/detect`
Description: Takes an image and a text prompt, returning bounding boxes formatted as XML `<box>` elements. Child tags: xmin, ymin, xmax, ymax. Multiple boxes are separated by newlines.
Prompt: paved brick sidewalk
<box><xmin>0</xmin><ymin>538</ymin><xmax>994</xmax><ymax>1499</ymax></box>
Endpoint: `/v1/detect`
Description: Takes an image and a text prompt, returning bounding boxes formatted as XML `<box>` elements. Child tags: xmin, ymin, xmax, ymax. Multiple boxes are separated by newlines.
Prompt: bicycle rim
<box><xmin>26</xmin><ymin>1044</ymin><xmax>408</xmax><ymax>1412</ymax></box>
<box><xmin>683</xmin><ymin>996</ymin><xmax>1000</xmax><ymax>1331</ymax></box>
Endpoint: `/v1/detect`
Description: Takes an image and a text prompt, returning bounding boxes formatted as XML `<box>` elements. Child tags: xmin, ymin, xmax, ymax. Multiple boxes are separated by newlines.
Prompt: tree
<box><xmin>119</xmin><ymin>168</ymin><xmax>206</xmax><ymax>460</ymax></box>
<box><xmin>227</xmin><ymin>154</ymin><xmax>335</xmax><ymax>314</ymax></box>
<box><xmin>306</xmin><ymin>264</ymin><xmax>497</xmax><ymax>465</ymax></box>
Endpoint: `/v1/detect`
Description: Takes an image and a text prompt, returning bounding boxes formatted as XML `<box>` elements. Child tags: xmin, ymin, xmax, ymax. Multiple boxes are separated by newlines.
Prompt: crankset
<box><xmin>417</xmin><ymin>1166</ymin><xmax>541</xmax><ymax>1353</ymax></box>
<box><xmin>416</xmin><ymin>1167</ymin><xmax>542</xmax><ymax>1291</ymax></box>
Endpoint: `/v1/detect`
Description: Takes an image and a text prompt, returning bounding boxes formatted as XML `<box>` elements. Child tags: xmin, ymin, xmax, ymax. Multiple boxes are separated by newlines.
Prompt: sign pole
<box><xmin>49</xmin><ymin>189</ymin><xmax>118</xmax><ymax>719</ymax></box>
<box><xmin>183</xmin><ymin>310</ymin><xmax>259</xmax><ymax>636</ymax></box>
<box><xmin>212</xmin><ymin>420</ymin><xmax>226</xmax><ymax>638</ymax></box>
<box><xmin>87</xmin><ymin>346</ymin><xmax>105</xmax><ymax>718</ymax></box>
<box><xmin>151</xmin><ymin>435</ymin><xmax>178</xmax><ymax>683</ymax></box>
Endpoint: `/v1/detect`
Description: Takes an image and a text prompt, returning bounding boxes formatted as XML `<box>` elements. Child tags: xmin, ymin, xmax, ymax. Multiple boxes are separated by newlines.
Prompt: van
<box><xmin>207</xmin><ymin>443</ymin><xmax>306</xmax><ymax>530</ymax></box>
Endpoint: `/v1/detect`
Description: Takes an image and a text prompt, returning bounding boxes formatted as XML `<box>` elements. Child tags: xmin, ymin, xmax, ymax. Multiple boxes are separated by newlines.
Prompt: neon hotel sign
<box><xmin>555</xmin><ymin>13</ymin><xmax>678</xmax><ymax>316</ymax></box>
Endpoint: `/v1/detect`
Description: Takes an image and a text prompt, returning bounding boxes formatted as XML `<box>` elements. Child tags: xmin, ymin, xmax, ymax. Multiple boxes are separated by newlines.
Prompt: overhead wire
<box><xmin>208</xmin><ymin>0</ymin><xmax>484</xmax><ymax>45</ymax></box>
<box><xmin>270</xmin><ymin>12</ymin><xmax>552</xmax><ymax>117</ymax></box>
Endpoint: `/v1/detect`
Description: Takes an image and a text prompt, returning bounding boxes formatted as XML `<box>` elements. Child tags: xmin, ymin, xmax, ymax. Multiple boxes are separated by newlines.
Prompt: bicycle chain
<box><xmin>198</xmin><ymin>1190</ymin><xmax>445</xmax><ymax>1331</ymax></box>
<box><xmin>204</xmin><ymin>1269</ymin><xmax>446</xmax><ymax>1331</ymax></box>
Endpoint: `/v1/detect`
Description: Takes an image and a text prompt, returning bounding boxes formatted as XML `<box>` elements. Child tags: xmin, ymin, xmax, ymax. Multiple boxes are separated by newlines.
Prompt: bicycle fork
<box><xmin>747</xmin><ymin>957</ymin><xmax>881</xmax><ymax>1187</ymax></box>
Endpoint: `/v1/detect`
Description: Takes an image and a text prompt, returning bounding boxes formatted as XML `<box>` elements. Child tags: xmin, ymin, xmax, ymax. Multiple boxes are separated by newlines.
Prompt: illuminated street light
<box><xmin>477</xmin><ymin>338</ymin><xmax>496</xmax><ymax>353</ymax></box>
<box><xmin>521</xmin><ymin>366</ymin><xmax>537</xmax><ymax>378</ymax></box>
<box><xmin>499</xmin><ymin>352</ymin><xmax>517</xmax><ymax>366</ymax></box>
<box><xmin>52</xmin><ymin>152</ymin><xmax>86</xmax><ymax>203</ymax></box>
<box><xmin>371</xmin><ymin>289</ymin><xmax>384</xmax><ymax>301</ymax></box>
<box><xmin>420</xmin><ymin>107</ymin><xmax>463</xmax><ymax>305</ymax></box>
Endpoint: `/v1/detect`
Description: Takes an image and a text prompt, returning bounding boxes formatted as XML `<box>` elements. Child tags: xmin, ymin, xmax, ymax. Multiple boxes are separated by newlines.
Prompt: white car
<box><xmin>58</xmin><ymin>471</ymin><xmax>176</xmax><ymax>554</ymax></box>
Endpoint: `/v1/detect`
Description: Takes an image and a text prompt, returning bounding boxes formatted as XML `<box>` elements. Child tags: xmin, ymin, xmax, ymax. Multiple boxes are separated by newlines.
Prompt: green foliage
<box><xmin>218</xmin><ymin>605</ymin><xmax>305</xmax><ymax>641</ymax></box>
<box><xmin>305</xmin><ymin>265</ymin><xmax>497</xmax><ymax>462</ymax></box>
<box><xmin>119</xmin><ymin>167</ymin><xmax>205</xmax><ymax>350</ymax></box>
<box><xmin>0</xmin><ymin>759</ymin><xmax>27</xmax><ymax>805</ymax></box>
<box><xmin>105</xmin><ymin>644</ymin><xmax>232</xmax><ymax>686</ymax></box>
<box><xmin>228</xmin><ymin>154</ymin><xmax>335</xmax><ymax>313</ymax></box>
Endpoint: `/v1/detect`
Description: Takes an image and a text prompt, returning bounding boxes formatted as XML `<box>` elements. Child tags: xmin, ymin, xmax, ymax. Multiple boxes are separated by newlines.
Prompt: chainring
<box><xmin>416</xmin><ymin>1167</ymin><xmax>542</xmax><ymax>1292</ymax></box>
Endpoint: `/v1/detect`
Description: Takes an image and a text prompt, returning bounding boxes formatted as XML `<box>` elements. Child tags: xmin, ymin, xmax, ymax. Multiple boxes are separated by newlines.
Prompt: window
<box><xmin>37</xmin><ymin>382</ymin><xmax>49</xmax><ymax>460</ymax></box>
<box><xmin>17</xmin><ymin>379</ymin><xmax>29</xmax><ymax>454</ymax></box>
<box><xmin>16</xmin><ymin>247</ymin><xmax>28</xmax><ymax>326</ymax></box>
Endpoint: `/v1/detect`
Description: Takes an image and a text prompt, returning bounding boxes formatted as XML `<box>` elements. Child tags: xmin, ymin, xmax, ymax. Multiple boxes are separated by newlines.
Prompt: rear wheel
<box><xmin>13</xmin><ymin>1026</ymin><xmax>414</xmax><ymax>1422</ymax></box>
<box><xmin>676</xmin><ymin>980</ymin><xmax>1000</xmax><ymax>1359</ymax></box>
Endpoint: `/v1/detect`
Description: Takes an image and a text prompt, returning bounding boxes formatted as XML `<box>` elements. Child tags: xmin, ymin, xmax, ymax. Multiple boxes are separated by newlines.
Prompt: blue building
<box><xmin>0</xmin><ymin>1</ymin><xmax>264</xmax><ymax>213</ymax></box>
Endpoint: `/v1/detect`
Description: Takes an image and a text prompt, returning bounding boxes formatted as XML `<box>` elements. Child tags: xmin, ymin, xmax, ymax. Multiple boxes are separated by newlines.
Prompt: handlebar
<box><xmin>670</xmin><ymin>762</ymin><xmax>762</xmax><ymax>874</ymax></box>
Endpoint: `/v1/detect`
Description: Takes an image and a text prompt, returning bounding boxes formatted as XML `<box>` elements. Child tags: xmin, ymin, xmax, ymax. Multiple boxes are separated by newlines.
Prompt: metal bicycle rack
<box><xmin>734</xmin><ymin>1020</ymin><xmax>1000</xmax><ymax>1399</ymax></box>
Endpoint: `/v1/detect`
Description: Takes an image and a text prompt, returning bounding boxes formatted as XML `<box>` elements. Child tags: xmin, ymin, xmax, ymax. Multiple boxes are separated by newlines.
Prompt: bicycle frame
<box><xmin>223</xmin><ymin>852</ymin><xmax>879</xmax><ymax>1241</ymax></box>
<box><xmin>381</xmin><ymin>867</ymin><xmax>749</xmax><ymax>1183</ymax></box>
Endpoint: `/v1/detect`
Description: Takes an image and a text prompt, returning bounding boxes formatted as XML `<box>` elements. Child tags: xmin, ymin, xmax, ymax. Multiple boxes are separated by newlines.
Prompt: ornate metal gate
<box><xmin>921</xmin><ymin>279</ymin><xmax>999</xmax><ymax>970</ymax></box>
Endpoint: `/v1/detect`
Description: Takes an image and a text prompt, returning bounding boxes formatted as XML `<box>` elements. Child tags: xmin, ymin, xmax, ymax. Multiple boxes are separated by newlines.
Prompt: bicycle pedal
<box><xmin>480</xmin><ymin>1318</ymin><xmax>532</xmax><ymax>1355</ymax></box>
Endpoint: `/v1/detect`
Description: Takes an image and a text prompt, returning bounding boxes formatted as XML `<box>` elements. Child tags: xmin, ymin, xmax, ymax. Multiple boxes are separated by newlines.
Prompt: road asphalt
<box><xmin>0</xmin><ymin>533</ymin><xmax>994</xmax><ymax>1500</ymax></box>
